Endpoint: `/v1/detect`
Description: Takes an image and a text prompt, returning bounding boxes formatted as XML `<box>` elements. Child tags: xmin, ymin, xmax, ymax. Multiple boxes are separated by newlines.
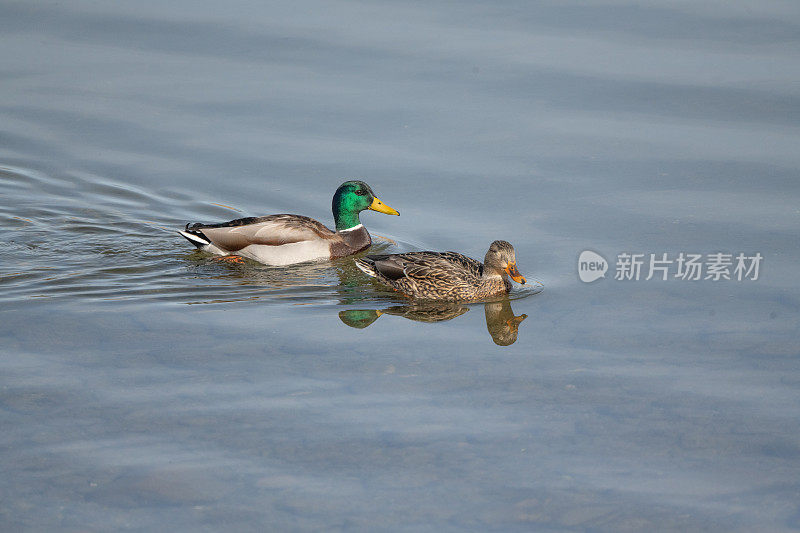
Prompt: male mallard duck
<box><xmin>354</xmin><ymin>240</ymin><xmax>526</xmax><ymax>301</ymax></box>
<box><xmin>178</xmin><ymin>180</ymin><xmax>398</xmax><ymax>265</ymax></box>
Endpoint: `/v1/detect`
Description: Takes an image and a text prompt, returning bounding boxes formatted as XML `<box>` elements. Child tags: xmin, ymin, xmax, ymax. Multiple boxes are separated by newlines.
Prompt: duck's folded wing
<box><xmin>369</xmin><ymin>255</ymin><xmax>408</xmax><ymax>280</ymax></box>
<box><xmin>374</xmin><ymin>252</ymin><xmax>475</xmax><ymax>284</ymax></box>
<box><xmin>439</xmin><ymin>252</ymin><xmax>484</xmax><ymax>277</ymax></box>
<box><xmin>194</xmin><ymin>215</ymin><xmax>334</xmax><ymax>252</ymax></box>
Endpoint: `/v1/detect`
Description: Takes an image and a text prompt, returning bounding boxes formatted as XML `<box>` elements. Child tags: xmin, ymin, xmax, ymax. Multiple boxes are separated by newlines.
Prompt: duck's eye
<box><xmin>354</xmin><ymin>189</ymin><xmax>367</xmax><ymax>196</ymax></box>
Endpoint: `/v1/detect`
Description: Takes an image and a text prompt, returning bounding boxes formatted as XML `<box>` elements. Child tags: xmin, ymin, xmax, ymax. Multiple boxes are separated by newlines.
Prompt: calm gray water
<box><xmin>2</xmin><ymin>1</ymin><xmax>799</xmax><ymax>531</ymax></box>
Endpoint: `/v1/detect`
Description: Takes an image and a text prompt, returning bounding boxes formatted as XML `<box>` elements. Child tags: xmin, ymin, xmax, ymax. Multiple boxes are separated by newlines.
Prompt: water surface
<box><xmin>1</xmin><ymin>1</ymin><xmax>799</xmax><ymax>531</ymax></box>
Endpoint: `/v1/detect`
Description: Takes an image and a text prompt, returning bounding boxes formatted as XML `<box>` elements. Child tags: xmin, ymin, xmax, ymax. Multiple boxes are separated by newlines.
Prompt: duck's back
<box><xmin>358</xmin><ymin>251</ymin><xmax>506</xmax><ymax>300</ymax></box>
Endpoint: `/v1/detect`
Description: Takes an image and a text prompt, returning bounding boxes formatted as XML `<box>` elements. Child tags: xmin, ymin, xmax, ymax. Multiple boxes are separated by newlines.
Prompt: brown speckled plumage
<box><xmin>355</xmin><ymin>240</ymin><xmax>526</xmax><ymax>301</ymax></box>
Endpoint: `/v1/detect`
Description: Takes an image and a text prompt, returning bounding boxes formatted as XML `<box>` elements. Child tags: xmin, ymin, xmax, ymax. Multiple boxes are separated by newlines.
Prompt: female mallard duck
<box><xmin>354</xmin><ymin>240</ymin><xmax>526</xmax><ymax>301</ymax></box>
<box><xmin>178</xmin><ymin>180</ymin><xmax>398</xmax><ymax>265</ymax></box>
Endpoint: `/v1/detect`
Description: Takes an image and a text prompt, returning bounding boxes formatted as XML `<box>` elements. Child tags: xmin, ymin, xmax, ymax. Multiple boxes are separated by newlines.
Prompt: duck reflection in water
<box><xmin>339</xmin><ymin>297</ymin><xmax>527</xmax><ymax>346</ymax></box>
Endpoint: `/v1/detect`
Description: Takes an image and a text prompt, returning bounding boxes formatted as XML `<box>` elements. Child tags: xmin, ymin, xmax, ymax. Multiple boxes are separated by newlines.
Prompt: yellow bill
<box><xmin>369</xmin><ymin>196</ymin><xmax>399</xmax><ymax>216</ymax></box>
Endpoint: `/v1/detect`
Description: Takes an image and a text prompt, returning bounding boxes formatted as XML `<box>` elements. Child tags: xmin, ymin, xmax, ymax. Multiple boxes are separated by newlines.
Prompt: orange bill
<box><xmin>505</xmin><ymin>262</ymin><xmax>527</xmax><ymax>284</ymax></box>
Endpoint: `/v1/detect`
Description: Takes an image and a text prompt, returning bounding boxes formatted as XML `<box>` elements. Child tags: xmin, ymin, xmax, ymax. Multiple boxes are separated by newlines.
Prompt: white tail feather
<box><xmin>178</xmin><ymin>230</ymin><xmax>209</xmax><ymax>246</ymax></box>
<box><xmin>354</xmin><ymin>259</ymin><xmax>377</xmax><ymax>278</ymax></box>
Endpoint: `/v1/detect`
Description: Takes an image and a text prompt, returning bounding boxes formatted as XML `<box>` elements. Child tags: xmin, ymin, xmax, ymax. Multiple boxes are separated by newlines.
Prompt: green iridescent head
<box><xmin>331</xmin><ymin>180</ymin><xmax>399</xmax><ymax>231</ymax></box>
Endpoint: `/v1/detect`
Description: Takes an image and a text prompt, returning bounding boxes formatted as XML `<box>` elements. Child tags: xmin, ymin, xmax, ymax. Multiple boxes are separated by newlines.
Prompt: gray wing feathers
<box><xmin>372</xmin><ymin>257</ymin><xmax>409</xmax><ymax>280</ymax></box>
<box><xmin>376</xmin><ymin>252</ymin><xmax>481</xmax><ymax>284</ymax></box>
<box><xmin>194</xmin><ymin>215</ymin><xmax>335</xmax><ymax>252</ymax></box>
